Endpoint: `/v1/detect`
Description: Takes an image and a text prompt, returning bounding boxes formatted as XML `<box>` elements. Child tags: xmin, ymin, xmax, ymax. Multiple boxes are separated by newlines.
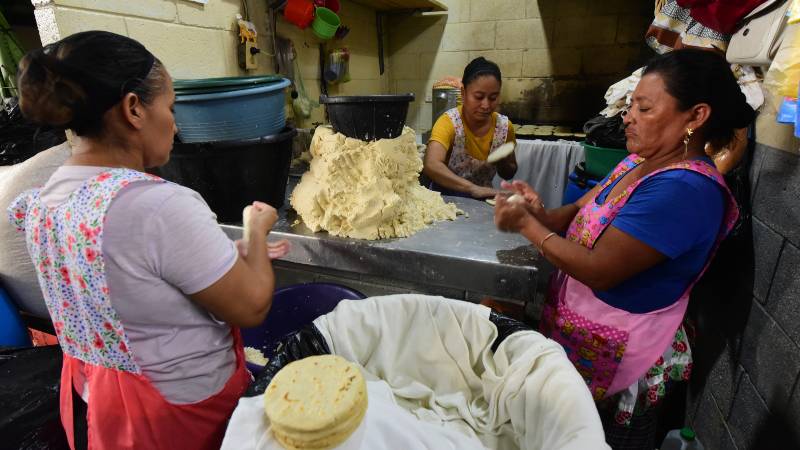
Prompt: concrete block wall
<box><xmin>686</xmin><ymin>24</ymin><xmax>800</xmax><ymax>450</ymax></box>
<box><xmin>685</xmin><ymin>143</ymin><xmax>800</xmax><ymax>450</ymax></box>
<box><xmin>386</xmin><ymin>0</ymin><xmax>654</xmax><ymax>133</ymax></box>
<box><xmin>30</xmin><ymin>0</ymin><xmax>388</xmax><ymax>129</ymax></box>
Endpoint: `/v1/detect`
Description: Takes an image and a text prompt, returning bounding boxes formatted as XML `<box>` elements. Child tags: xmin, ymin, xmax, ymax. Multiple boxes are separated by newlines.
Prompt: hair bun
<box><xmin>17</xmin><ymin>50</ymin><xmax>89</xmax><ymax>129</ymax></box>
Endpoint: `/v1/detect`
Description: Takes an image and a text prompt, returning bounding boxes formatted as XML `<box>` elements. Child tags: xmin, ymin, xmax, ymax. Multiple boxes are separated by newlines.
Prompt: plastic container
<box><xmin>284</xmin><ymin>0</ymin><xmax>315</xmax><ymax>29</ymax></box>
<box><xmin>320</xmin><ymin>94</ymin><xmax>415</xmax><ymax>141</ymax></box>
<box><xmin>155</xmin><ymin>127</ymin><xmax>297</xmax><ymax>223</ymax></box>
<box><xmin>241</xmin><ymin>283</ymin><xmax>366</xmax><ymax>374</ymax></box>
<box><xmin>661</xmin><ymin>427</ymin><xmax>704</xmax><ymax>450</ymax></box>
<box><xmin>311</xmin><ymin>7</ymin><xmax>340</xmax><ymax>40</ymax></box>
<box><xmin>174</xmin><ymin>78</ymin><xmax>290</xmax><ymax>143</ymax></box>
<box><xmin>0</xmin><ymin>286</ymin><xmax>32</xmax><ymax>347</ymax></box>
<box><xmin>562</xmin><ymin>166</ymin><xmax>600</xmax><ymax>206</ymax></box>
<box><xmin>173</xmin><ymin>75</ymin><xmax>284</xmax><ymax>95</ymax></box>
<box><xmin>582</xmin><ymin>141</ymin><xmax>629</xmax><ymax>179</ymax></box>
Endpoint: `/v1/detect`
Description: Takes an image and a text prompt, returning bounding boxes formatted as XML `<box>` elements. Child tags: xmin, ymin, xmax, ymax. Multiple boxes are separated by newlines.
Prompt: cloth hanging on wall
<box><xmin>677</xmin><ymin>0</ymin><xmax>768</xmax><ymax>34</ymax></box>
<box><xmin>646</xmin><ymin>0</ymin><xmax>733</xmax><ymax>53</ymax></box>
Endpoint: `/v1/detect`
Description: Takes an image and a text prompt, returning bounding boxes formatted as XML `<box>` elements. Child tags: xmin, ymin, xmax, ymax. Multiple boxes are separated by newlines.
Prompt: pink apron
<box><xmin>444</xmin><ymin>107</ymin><xmax>510</xmax><ymax>187</ymax></box>
<box><xmin>8</xmin><ymin>169</ymin><xmax>250</xmax><ymax>450</ymax></box>
<box><xmin>540</xmin><ymin>155</ymin><xmax>738</xmax><ymax>417</ymax></box>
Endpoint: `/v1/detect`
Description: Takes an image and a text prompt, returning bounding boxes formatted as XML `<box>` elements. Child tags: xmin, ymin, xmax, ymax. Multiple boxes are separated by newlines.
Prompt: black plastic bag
<box><xmin>583</xmin><ymin>114</ymin><xmax>627</xmax><ymax>149</ymax></box>
<box><xmin>0</xmin><ymin>345</ymin><xmax>69</xmax><ymax>450</ymax></box>
<box><xmin>245</xmin><ymin>325</ymin><xmax>331</xmax><ymax>397</ymax></box>
<box><xmin>0</xmin><ymin>99</ymin><xmax>67</xmax><ymax>166</ymax></box>
<box><xmin>245</xmin><ymin>311</ymin><xmax>532</xmax><ymax>397</ymax></box>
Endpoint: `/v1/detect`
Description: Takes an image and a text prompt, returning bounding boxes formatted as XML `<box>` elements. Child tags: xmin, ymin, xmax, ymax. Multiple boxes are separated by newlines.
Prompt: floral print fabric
<box><xmin>444</xmin><ymin>108</ymin><xmax>509</xmax><ymax>187</ymax></box>
<box><xmin>8</xmin><ymin>169</ymin><xmax>165</xmax><ymax>373</ymax></box>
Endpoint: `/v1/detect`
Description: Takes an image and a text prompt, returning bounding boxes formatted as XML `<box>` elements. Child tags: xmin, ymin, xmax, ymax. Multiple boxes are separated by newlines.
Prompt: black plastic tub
<box><xmin>319</xmin><ymin>94</ymin><xmax>415</xmax><ymax>141</ymax></box>
<box><xmin>154</xmin><ymin>127</ymin><xmax>297</xmax><ymax>223</ymax></box>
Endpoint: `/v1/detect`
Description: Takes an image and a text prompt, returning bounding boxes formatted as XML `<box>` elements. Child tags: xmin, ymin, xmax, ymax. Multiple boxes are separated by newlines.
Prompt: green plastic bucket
<box><xmin>582</xmin><ymin>142</ymin><xmax>629</xmax><ymax>178</ymax></box>
<box><xmin>312</xmin><ymin>7</ymin><xmax>340</xmax><ymax>40</ymax></box>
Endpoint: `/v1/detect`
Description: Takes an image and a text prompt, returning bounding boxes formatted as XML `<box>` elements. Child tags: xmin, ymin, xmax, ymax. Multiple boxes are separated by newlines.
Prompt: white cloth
<box><xmin>733</xmin><ymin>64</ymin><xmax>765</xmax><ymax>111</ymax></box>
<box><xmin>495</xmin><ymin>139</ymin><xmax>585</xmax><ymax>209</ymax></box>
<box><xmin>221</xmin><ymin>380</ymin><xmax>488</xmax><ymax>450</ymax></box>
<box><xmin>601</xmin><ymin>68</ymin><xmax>643</xmax><ymax>118</ymax></box>
<box><xmin>36</xmin><ymin>165</ymin><xmax>238</xmax><ymax>404</ymax></box>
<box><xmin>314</xmin><ymin>295</ymin><xmax>609</xmax><ymax>450</ymax></box>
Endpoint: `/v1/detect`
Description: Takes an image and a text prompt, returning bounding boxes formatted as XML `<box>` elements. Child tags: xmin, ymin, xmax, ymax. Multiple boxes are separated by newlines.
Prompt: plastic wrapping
<box><xmin>0</xmin><ymin>345</ymin><xmax>69</xmax><ymax>450</ymax></box>
<box><xmin>583</xmin><ymin>114</ymin><xmax>628</xmax><ymax>149</ymax></box>
<box><xmin>245</xmin><ymin>324</ymin><xmax>331</xmax><ymax>397</ymax></box>
<box><xmin>764</xmin><ymin>26</ymin><xmax>800</xmax><ymax>98</ymax></box>
<box><xmin>0</xmin><ymin>99</ymin><xmax>67</xmax><ymax>166</ymax></box>
<box><xmin>244</xmin><ymin>311</ymin><xmax>533</xmax><ymax>397</ymax></box>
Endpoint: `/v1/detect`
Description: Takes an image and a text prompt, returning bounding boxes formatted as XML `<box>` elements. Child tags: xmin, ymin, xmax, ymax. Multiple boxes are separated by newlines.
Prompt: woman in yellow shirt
<box><xmin>423</xmin><ymin>57</ymin><xmax>517</xmax><ymax>199</ymax></box>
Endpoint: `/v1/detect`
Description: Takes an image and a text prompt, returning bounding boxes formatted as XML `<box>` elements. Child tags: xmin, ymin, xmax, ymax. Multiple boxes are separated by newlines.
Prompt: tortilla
<box><xmin>265</xmin><ymin>355</ymin><xmax>367</xmax><ymax>450</ymax></box>
<box><xmin>486</xmin><ymin>142</ymin><xmax>516</xmax><ymax>164</ymax></box>
<box><xmin>486</xmin><ymin>198</ymin><xmax>496</xmax><ymax>206</ymax></box>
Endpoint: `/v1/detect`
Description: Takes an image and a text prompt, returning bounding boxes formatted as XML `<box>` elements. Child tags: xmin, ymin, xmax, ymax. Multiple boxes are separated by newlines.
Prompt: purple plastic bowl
<box><xmin>241</xmin><ymin>282</ymin><xmax>366</xmax><ymax>374</ymax></box>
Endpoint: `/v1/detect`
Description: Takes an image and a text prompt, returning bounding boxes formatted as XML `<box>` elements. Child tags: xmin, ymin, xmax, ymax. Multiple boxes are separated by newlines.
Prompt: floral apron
<box><xmin>444</xmin><ymin>107</ymin><xmax>509</xmax><ymax>187</ymax></box>
<box><xmin>540</xmin><ymin>155</ymin><xmax>738</xmax><ymax>424</ymax></box>
<box><xmin>8</xmin><ymin>169</ymin><xmax>250</xmax><ymax>450</ymax></box>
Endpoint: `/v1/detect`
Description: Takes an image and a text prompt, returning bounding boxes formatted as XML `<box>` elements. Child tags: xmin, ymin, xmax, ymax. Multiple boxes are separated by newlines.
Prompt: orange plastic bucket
<box><xmin>284</xmin><ymin>0</ymin><xmax>314</xmax><ymax>29</ymax></box>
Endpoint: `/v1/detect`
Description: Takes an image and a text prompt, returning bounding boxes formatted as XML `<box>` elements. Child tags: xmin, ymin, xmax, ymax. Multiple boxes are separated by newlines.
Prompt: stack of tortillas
<box><xmin>265</xmin><ymin>355</ymin><xmax>368</xmax><ymax>450</ymax></box>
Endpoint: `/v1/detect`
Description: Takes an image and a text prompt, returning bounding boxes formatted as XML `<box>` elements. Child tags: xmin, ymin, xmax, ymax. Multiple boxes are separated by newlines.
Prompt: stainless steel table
<box><xmin>221</xmin><ymin>178</ymin><xmax>546</xmax><ymax>309</ymax></box>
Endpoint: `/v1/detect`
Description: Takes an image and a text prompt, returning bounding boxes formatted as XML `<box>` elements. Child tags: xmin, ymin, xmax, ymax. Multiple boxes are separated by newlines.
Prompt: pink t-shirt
<box><xmin>40</xmin><ymin>166</ymin><xmax>238</xmax><ymax>404</ymax></box>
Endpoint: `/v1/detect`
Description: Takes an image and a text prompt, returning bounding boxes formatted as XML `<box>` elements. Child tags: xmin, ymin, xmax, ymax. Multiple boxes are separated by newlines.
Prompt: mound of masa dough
<box><xmin>290</xmin><ymin>126</ymin><xmax>461</xmax><ymax>240</ymax></box>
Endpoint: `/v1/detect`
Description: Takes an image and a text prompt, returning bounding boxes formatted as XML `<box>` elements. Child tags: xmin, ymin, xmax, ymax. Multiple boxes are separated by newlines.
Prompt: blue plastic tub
<box><xmin>174</xmin><ymin>78</ymin><xmax>290</xmax><ymax>143</ymax></box>
<box><xmin>0</xmin><ymin>286</ymin><xmax>32</xmax><ymax>347</ymax></box>
<box><xmin>562</xmin><ymin>171</ymin><xmax>600</xmax><ymax>206</ymax></box>
<box><xmin>241</xmin><ymin>283</ymin><xmax>366</xmax><ymax>374</ymax></box>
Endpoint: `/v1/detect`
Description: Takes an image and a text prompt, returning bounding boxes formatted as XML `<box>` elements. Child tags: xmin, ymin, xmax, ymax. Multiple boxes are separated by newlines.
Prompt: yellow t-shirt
<box><xmin>428</xmin><ymin>107</ymin><xmax>516</xmax><ymax>161</ymax></box>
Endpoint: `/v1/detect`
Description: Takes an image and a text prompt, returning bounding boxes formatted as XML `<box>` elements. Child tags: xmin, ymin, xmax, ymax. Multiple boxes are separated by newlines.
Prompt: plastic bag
<box><xmin>323</xmin><ymin>48</ymin><xmax>350</xmax><ymax>84</ymax></box>
<box><xmin>763</xmin><ymin>28</ymin><xmax>800</xmax><ymax>98</ymax></box>
<box><xmin>583</xmin><ymin>114</ymin><xmax>628</xmax><ymax>149</ymax></box>
<box><xmin>0</xmin><ymin>99</ymin><xmax>67</xmax><ymax>166</ymax></box>
<box><xmin>0</xmin><ymin>345</ymin><xmax>69</xmax><ymax>450</ymax></box>
<box><xmin>245</xmin><ymin>311</ymin><xmax>533</xmax><ymax>397</ymax></box>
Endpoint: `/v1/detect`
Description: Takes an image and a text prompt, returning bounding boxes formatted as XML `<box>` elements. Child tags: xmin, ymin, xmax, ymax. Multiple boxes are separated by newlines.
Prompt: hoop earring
<box><xmin>683</xmin><ymin>128</ymin><xmax>694</xmax><ymax>160</ymax></box>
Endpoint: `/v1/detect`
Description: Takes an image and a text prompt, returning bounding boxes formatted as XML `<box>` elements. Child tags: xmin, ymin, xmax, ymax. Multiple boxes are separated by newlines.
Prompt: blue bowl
<box><xmin>174</xmin><ymin>78</ymin><xmax>291</xmax><ymax>143</ymax></box>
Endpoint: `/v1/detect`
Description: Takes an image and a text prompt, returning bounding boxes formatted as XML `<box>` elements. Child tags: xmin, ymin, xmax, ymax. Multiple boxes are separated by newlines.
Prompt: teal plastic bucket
<box><xmin>174</xmin><ymin>78</ymin><xmax>291</xmax><ymax>143</ymax></box>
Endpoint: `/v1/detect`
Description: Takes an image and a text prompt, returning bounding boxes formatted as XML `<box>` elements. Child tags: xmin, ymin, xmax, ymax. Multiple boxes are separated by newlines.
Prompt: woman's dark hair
<box><xmin>462</xmin><ymin>57</ymin><xmax>502</xmax><ymax>88</ymax></box>
<box><xmin>17</xmin><ymin>30</ymin><xmax>165</xmax><ymax>137</ymax></box>
<box><xmin>643</xmin><ymin>48</ymin><xmax>755</xmax><ymax>149</ymax></box>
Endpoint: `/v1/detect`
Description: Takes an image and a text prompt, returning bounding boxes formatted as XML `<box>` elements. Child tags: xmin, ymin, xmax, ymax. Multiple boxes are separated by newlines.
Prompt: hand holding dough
<box><xmin>507</xmin><ymin>194</ymin><xmax>526</xmax><ymax>204</ymax></box>
<box><xmin>486</xmin><ymin>142</ymin><xmax>515</xmax><ymax>164</ymax></box>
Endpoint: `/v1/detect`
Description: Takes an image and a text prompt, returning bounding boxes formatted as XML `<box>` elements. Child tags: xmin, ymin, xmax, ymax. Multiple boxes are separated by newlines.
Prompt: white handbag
<box><xmin>726</xmin><ymin>0</ymin><xmax>792</xmax><ymax>65</ymax></box>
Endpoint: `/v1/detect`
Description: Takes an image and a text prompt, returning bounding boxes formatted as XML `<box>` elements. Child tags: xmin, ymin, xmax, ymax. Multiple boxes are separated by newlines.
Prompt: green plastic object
<box><xmin>173</xmin><ymin>75</ymin><xmax>285</xmax><ymax>92</ymax></box>
<box><xmin>680</xmin><ymin>427</ymin><xmax>696</xmax><ymax>440</ymax></box>
<box><xmin>311</xmin><ymin>7</ymin><xmax>340</xmax><ymax>40</ymax></box>
<box><xmin>582</xmin><ymin>141</ymin><xmax>629</xmax><ymax>178</ymax></box>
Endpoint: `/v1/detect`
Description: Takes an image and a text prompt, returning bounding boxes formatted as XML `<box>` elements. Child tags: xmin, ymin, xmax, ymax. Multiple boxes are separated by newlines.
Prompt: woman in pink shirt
<box><xmin>9</xmin><ymin>31</ymin><xmax>287</xmax><ymax>449</ymax></box>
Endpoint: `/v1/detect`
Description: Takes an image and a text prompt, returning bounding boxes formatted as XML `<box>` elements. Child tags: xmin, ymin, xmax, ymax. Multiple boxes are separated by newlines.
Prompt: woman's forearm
<box><xmin>423</xmin><ymin>159</ymin><xmax>475</xmax><ymax>193</ymax></box>
<box><xmin>519</xmin><ymin>217</ymin><xmax>612</xmax><ymax>291</ymax></box>
<box><xmin>539</xmin><ymin>204</ymin><xmax>580</xmax><ymax>234</ymax></box>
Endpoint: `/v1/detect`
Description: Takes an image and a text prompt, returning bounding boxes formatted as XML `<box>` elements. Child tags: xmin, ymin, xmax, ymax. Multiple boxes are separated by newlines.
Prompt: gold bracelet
<box><xmin>539</xmin><ymin>232</ymin><xmax>557</xmax><ymax>257</ymax></box>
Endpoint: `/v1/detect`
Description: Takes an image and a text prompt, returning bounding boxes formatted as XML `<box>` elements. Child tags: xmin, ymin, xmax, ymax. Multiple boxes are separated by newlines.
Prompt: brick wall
<box><xmin>386</xmin><ymin>0</ymin><xmax>654</xmax><ymax>133</ymax></box>
<box><xmin>30</xmin><ymin>0</ymin><xmax>388</xmax><ymax>129</ymax></box>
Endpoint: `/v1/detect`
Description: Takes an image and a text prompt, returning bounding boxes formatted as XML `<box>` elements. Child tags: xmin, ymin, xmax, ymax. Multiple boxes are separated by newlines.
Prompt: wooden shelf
<box><xmin>348</xmin><ymin>0</ymin><xmax>447</xmax><ymax>12</ymax></box>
